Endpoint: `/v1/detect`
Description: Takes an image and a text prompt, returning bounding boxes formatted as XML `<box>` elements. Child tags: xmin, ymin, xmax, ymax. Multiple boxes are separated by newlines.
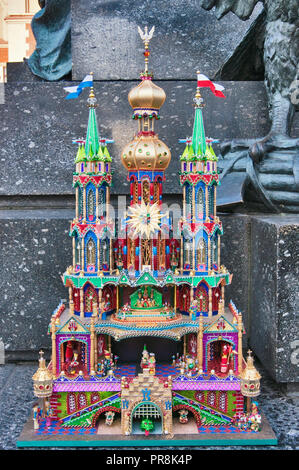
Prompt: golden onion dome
<box><xmin>128</xmin><ymin>78</ymin><xmax>166</xmax><ymax>116</ymax></box>
<box><xmin>32</xmin><ymin>351</ymin><xmax>53</xmax><ymax>398</ymax></box>
<box><xmin>121</xmin><ymin>134</ymin><xmax>171</xmax><ymax>171</ymax></box>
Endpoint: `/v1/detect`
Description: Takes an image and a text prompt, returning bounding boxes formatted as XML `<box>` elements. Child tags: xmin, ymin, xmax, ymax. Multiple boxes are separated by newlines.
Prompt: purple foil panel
<box><xmin>56</xmin><ymin>334</ymin><xmax>91</xmax><ymax>376</ymax></box>
<box><xmin>172</xmin><ymin>381</ymin><xmax>240</xmax><ymax>391</ymax></box>
<box><xmin>53</xmin><ymin>382</ymin><xmax>121</xmax><ymax>392</ymax></box>
<box><xmin>203</xmin><ymin>332</ymin><xmax>238</xmax><ymax>372</ymax></box>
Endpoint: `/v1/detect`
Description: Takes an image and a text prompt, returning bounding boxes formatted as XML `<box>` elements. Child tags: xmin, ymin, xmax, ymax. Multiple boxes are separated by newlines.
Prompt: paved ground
<box><xmin>0</xmin><ymin>361</ymin><xmax>298</xmax><ymax>450</ymax></box>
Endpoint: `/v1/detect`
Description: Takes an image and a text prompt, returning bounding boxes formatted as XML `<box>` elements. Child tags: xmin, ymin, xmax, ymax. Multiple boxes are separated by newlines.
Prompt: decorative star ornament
<box><xmin>127</xmin><ymin>201</ymin><xmax>163</xmax><ymax>238</ymax></box>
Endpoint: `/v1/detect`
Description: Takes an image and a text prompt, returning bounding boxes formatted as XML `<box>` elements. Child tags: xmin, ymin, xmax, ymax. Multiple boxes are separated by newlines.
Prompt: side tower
<box><xmin>177</xmin><ymin>81</ymin><xmax>231</xmax><ymax>319</ymax></box>
<box><xmin>67</xmin><ymin>88</ymin><xmax>114</xmax><ymax>319</ymax></box>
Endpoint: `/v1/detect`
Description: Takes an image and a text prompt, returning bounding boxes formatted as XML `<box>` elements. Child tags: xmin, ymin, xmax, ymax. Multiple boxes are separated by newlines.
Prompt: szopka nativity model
<box><xmin>22</xmin><ymin>28</ymin><xmax>276</xmax><ymax>447</ymax></box>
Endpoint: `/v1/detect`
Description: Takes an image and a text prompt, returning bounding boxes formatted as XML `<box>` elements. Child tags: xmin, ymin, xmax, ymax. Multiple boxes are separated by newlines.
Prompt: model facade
<box><xmin>32</xmin><ymin>29</ymin><xmax>262</xmax><ymax>439</ymax></box>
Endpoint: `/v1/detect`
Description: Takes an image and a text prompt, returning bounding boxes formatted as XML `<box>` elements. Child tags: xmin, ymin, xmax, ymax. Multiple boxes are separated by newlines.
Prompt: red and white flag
<box><xmin>197</xmin><ymin>73</ymin><xmax>226</xmax><ymax>98</ymax></box>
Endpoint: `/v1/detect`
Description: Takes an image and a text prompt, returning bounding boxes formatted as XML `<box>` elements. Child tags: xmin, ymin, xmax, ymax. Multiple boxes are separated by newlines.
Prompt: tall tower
<box><xmin>177</xmin><ymin>79</ymin><xmax>231</xmax><ymax>317</ymax></box>
<box><xmin>119</xmin><ymin>27</ymin><xmax>176</xmax><ymax>274</ymax></box>
<box><xmin>65</xmin><ymin>87</ymin><xmax>114</xmax><ymax>318</ymax></box>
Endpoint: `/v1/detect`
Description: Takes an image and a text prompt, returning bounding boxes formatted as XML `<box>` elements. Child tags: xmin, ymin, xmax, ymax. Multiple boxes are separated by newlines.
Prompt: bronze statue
<box><xmin>199</xmin><ymin>0</ymin><xmax>299</xmax><ymax>213</ymax></box>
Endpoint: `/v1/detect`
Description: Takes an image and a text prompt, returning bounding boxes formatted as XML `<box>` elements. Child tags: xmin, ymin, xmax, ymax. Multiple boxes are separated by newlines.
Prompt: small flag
<box><xmin>64</xmin><ymin>74</ymin><xmax>93</xmax><ymax>100</ymax></box>
<box><xmin>197</xmin><ymin>73</ymin><xmax>226</xmax><ymax>98</ymax></box>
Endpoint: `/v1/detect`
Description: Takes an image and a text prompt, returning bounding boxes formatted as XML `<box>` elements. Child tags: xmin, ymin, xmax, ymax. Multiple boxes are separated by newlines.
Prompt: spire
<box><xmin>137</xmin><ymin>25</ymin><xmax>155</xmax><ymax>78</ymax></box>
<box><xmin>192</xmin><ymin>72</ymin><xmax>206</xmax><ymax>157</ymax></box>
<box><xmin>85</xmin><ymin>83</ymin><xmax>100</xmax><ymax>158</ymax></box>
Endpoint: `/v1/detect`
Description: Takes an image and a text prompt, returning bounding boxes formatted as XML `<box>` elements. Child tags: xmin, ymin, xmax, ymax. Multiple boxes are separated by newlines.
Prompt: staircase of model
<box><xmin>60</xmin><ymin>392</ymin><xmax>121</xmax><ymax>427</ymax></box>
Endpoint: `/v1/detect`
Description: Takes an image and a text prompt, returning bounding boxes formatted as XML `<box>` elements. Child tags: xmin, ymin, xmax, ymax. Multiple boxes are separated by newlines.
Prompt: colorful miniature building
<box><xmin>31</xmin><ymin>27</ymin><xmax>262</xmax><ymax>439</ymax></box>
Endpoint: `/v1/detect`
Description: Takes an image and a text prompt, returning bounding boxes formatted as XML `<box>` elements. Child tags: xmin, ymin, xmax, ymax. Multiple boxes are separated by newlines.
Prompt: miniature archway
<box><xmin>172</xmin><ymin>404</ymin><xmax>201</xmax><ymax>427</ymax></box>
<box><xmin>195</xmin><ymin>283</ymin><xmax>208</xmax><ymax>314</ymax></box>
<box><xmin>206</xmin><ymin>338</ymin><xmax>236</xmax><ymax>374</ymax></box>
<box><xmin>84</xmin><ymin>284</ymin><xmax>97</xmax><ymax>314</ymax></box>
<box><xmin>130</xmin><ymin>401</ymin><xmax>163</xmax><ymax>434</ymax></box>
<box><xmin>92</xmin><ymin>406</ymin><xmax>121</xmax><ymax>427</ymax></box>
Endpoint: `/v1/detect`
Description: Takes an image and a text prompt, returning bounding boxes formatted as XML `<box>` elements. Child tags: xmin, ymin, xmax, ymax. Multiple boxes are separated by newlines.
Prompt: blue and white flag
<box><xmin>64</xmin><ymin>74</ymin><xmax>93</xmax><ymax>100</ymax></box>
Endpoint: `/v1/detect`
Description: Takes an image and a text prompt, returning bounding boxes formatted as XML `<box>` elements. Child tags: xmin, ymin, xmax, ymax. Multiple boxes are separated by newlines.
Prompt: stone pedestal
<box><xmin>250</xmin><ymin>215</ymin><xmax>299</xmax><ymax>384</ymax></box>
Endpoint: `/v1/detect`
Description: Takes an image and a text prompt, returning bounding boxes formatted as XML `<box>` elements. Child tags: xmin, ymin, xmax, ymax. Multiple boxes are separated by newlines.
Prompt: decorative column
<box><xmin>205</xmin><ymin>185</ymin><xmax>209</xmax><ymax>221</ymax></box>
<box><xmin>192</xmin><ymin>186</ymin><xmax>195</xmax><ymax>223</ymax></box>
<box><xmin>189</xmin><ymin>287</ymin><xmax>194</xmax><ymax>317</ymax></box>
<box><xmin>75</xmin><ymin>186</ymin><xmax>79</xmax><ymax>220</ymax></box>
<box><xmin>192</xmin><ymin>236</ymin><xmax>195</xmax><ymax>271</ymax></box>
<box><xmin>214</xmin><ymin>186</ymin><xmax>217</xmax><ymax>218</ymax></box>
<box><xmin>90</xmin><ymin>310</ymin><xmax>96</xmax><ymax>373</ymax></box>
<box><xmin>80</xmin><ymin>288</ymin><xmax>84</xmax><ymax>318</ymax></box>
<box><xmin>83</xmin><ymin>186</ymin><xmax>86</xmax><ymax>222</ymax></box>
<box><xmin>72</xmin><ymin>237</ymin><xmax>76</xmax><ymax>269</ymax></box>
<box><xmin>208</xmin><ymin>237</ymin><xmax>211</xmax><ymax>271</ymax></box>
<box><xmin>218</xmin><ymin>233</ymin><xmax>221</xmax><ymax>268</ymax></box>
<box><xmin>174</xmin><ymin>285</ymin><xmax>177</xmax><ymax>312</ymax></box>
<box><xmin>221</xmin><ymin>283</ymin><xmax>225</xmax><ymax>306</ymax></box>
<box><xmin>98</xmin><ymin>288</ymin><xmax>102</xmax><ymax>319</ymax></box>
<box><xmin>96</xmin><ymin>186</ymin><xmax>99</xmax><ymax>221</ymax></box>
<box><xmin>208</xmin><ymin>287</ymin><xmax>212</xmax><ymax>317</ymax></box>
<box><xmin>51</xmin><ymin>318</ymin><xmax>57</xmax><ymax>379</ymax></box>
<box><xmin>109</xmin><ymin>238</ymin><xmax>113</xmax><ymax>273</ymax></box>
<box><xmin>116</xmin><ymin>286</ymin><xmax>119</xmax><ymax>312</ymax></box>
<box><xmin>180</xmin><ymin>237</ymin><xmax>183</xmax><ymax>273</ymax></box>
<box><xmin>183</xmin><ymin>185</ymin><xmax>186</xmax><ymax>221</ymax></box>
<box><xmin>69</xmin><ymin>285</ymin><xmax>74</xmax><ymax>315</ymax></box>
<box><xmin>197</xmin><ymin>315</ymin><xmax>203</xmax><ymax>371</ymax></box>
<box><xmin>81</xmin><ymin>238</ymin><xmax>84</xmax><ymax>274</ymax></box>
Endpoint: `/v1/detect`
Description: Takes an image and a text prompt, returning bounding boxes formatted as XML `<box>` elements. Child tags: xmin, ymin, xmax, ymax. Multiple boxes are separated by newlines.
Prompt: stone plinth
<box><xmin>250</xmin><ymin>215</ymin><xmax>299</xmax><ymax>384</ymax></box>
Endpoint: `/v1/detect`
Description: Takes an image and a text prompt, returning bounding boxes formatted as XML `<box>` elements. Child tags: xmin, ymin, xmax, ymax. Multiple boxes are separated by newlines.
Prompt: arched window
<box><xmin>207</xmin><ymin>391</ymin><xmax>216</xmax><ymax>408</ymax></box>
<box><xmin>84</xmin><ymin>285</ymin><xmax>97</xmax><ymax>312</ymax></box>
<box><xmin>218</xmin><ymin>392</ymin><xmax>227</xmax><ymax>412</ymax></box>
<box><xmin>86</xmin><ymin>237</ymin><xmax>96</xmax><ymax>266</ymax></box>
<box><xmin>87</xmin><ymin>188</ymin><xmax>95</xmax><ymax>220</ymax></box>
<box><xmin>75</xmin><ymin>237</ymin><xmax>81</xmax><ymax>266</ymax></box>
<box><xmin>78</xmin><ymin>187</ymin><xmax>83</xmax><ymax>219</ymax></box>
<box><xmin>78</xmin><ymin>392</ymin><xmax>87</xmax><ymax>410</ymax></box>
<box><xmin>185</xmin><ymin>184</ymin><xmax>193</xmax><ymax>221</ymax></box>
<box><xmin>196</xmin><ymin>187</ymin><xmax>204</xmax><ymax>219</ymax></box>
<box><xmin>195</xmin><ymin>391</ymin><xmax>205</xmax><ymax>403</ymax></box>
<box><xmin>197</xmin><ymin>238</ymin><xmax>206</xmax><ymax>266</ymax></box>
<box><xmin>91</xmin><ymin>392</ymin><xmax>100</xmax><ymax>404</ymax></box>
<box><xmin>67</xmin><ymin>393</ymin><xmax>77</xmax><ymax>413</ymax></box>
<box><xmin>196</xmin><ymin>285</ymin><xmax>208</xmax><ymax>312</ymax></box>
<box><xmin>212</xmin><ymin>236</ymin><xmax>218</xmax><ymax>266</ymax></box>
<box><xmin>98</xmin><ymin>187</ymin><xmax>106</xmax><ymax>217</ymax></box>
<box><xmin>142</xmin><ymin>180</ymin><xmax>150</xmax><ymax>204</ymax></box>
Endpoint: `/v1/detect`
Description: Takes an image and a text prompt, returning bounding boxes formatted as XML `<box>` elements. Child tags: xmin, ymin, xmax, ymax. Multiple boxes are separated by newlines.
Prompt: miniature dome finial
<box><xmin>138</xmin><ymin>25</ymin><xmax>155</xmax><ymax>78</ymax></box>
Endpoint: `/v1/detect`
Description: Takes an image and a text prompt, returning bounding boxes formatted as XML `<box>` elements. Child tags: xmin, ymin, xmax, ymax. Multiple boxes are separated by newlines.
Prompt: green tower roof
<box><xmin>192</xmin><ymin>106</ymin><xmax>206</xmax><ymax>157</ymax></box>
<box><xmin>85</xmin><ymin>106</ymin><xmax>100</xmax><ymax>158</ymax></box>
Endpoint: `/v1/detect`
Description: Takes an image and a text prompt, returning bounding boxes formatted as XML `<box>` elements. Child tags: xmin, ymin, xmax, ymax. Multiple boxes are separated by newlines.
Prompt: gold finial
<box><xmin>138</xmin><ymin>25</ymin><xmax>155</xmax><ymax>76</ymax></box>
<box><xmin>87</xmin><ymin>72</ymin><xmax>97</xmax><ymax>107</ymax></box>
<box><xmin>194</xmin><ymin>69</ymin><xmax>203</xmax><ymax>108</ymax></box>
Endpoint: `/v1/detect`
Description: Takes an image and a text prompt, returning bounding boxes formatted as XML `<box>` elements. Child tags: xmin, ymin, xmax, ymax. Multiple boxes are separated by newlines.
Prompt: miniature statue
<box><xmin>178</xmin><ymin>409</ymin><xmax>189</xmax><ymax>424</ymax></box>
<box><xmin>33</xmin><ymin>404</ymin><xmax>40</xmax><ymax>430</ymax></box>
<box><xmin>148</xmin><ymin>353</ymin><xmax>156</xmax><ymax>375</ymax></box>
<box><xmin>105</xmin><ymin>411</ymin><xmax>115</xmax><ymax>426</ymax></box>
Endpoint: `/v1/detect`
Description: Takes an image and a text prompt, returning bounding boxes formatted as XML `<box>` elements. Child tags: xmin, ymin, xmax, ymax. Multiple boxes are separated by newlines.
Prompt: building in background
<box><xmin>0</xmin><ymin>0</ymin><xmax>39</xmax><ymax>82</ymax></box>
